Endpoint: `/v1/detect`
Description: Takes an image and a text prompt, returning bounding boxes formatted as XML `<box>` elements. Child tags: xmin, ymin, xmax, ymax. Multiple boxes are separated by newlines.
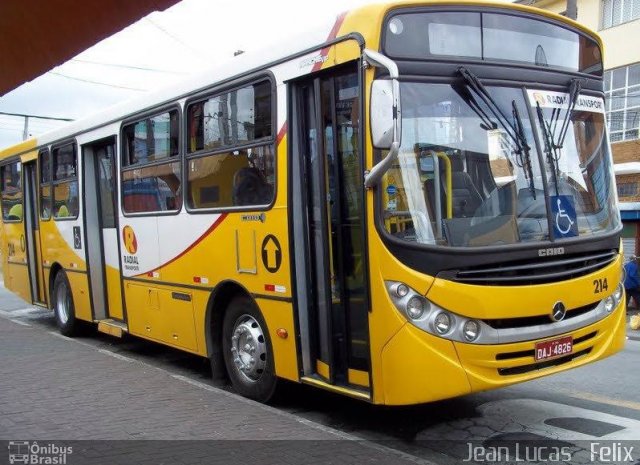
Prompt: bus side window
<box><xmin>121</xmin><ymin>109</ymin><xmax>182</xmax><ymax>214</ymax></box>
<box><xmin>52</xmin><ymin>143</ymin><xmax>79</xmax><ymax>220</ymax></box>
<box><xmin>39</xmin><ymin>149</ymin><xmax>52</xmax><ymax>220</ymax></box>
<box><xmin>185</xmin><ymin>79</ymin><xmax>275</xmax><ymax>210</ymax></box>
<box><xmin>1</xmin><ymin>162</ymin><xmax>23</xmax><ymax>222</ymax></box>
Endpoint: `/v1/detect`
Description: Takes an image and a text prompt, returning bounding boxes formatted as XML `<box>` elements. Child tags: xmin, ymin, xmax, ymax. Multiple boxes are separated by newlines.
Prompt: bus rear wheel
<box><xmin>52</xmin><ymin>271</ymin><xmax>79</xmax><ymax>337</ymax></box>
<box><xmin>222</xmin><ymin>296</ymin><xmax>277</xmax><ymax>402</ymax></box>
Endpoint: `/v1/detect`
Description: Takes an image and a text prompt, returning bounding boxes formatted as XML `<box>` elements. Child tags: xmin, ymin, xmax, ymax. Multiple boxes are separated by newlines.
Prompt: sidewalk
<box><xmin>0</xmin><ymin>302</ymin><xmax>419</xmax><ymax>464</ymax></box>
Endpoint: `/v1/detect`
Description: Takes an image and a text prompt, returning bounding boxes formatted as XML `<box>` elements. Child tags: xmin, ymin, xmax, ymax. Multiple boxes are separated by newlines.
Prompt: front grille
<box><xmin>448</xmin><ymin>250</ymin><xmax>616</xmax><ymax>286</ymax></box>
<box><xmin>483</xmin><ymin>303</ymin><xmax>597</xmax><ymax>330</ymax></box>
<box><xmin>498</xmin><ymin>348</ymin><xmax>592</xmax><ymax>376</ymax></box>
<box><xmin>496</xmin><ymin>331</ymin><xmax>597</xmax><ymax>361</ymax></box>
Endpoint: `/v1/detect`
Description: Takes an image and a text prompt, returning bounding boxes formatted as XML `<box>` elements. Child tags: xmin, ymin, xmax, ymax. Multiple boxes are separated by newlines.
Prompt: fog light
<box><xmin>604</xmin><ymin>296</ymin><xmax>615</xmax><ymax>313</ymax></box>
<box><xmin>406</xmin><ymin>297</ymin><xmax>425</xmax><ymax>320</ymax></box>
<box><xmin>396</xmin><ymin>283</ymin><xmax>409</xmax><ymax>298</ymax></box>
<box><xmin>434</xmin><ymin>312</ymin><xmax>452</xmax><ymax>334</ymax></box>
<box><xmin>463</xmin><ymin>320</ymin><xmax>480</xmax><ymax>342</ymax></box>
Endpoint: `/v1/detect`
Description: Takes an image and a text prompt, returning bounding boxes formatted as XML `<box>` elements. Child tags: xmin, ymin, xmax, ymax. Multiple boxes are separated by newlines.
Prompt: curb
<box><xmin>627</xmin><ymin>330</ymin><xmax>640</xmax><ymax>341</ymax></box>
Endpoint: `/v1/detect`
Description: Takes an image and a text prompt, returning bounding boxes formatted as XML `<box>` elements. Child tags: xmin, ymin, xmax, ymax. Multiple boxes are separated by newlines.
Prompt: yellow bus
<box><xmin>0</xmin><ymin>0</ymin><xmax>626</xmax><ymax>405</ymax></box>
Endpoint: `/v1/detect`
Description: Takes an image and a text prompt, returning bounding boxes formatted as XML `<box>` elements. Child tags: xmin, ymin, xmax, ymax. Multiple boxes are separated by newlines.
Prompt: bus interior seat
<box><xmin>57</xmin><ymin>204</ymin><xmax>69</xmax><ymax>217</ymax></box>
<box><xmin>232</xmin><ymin>167</ymin><xmax>271</xmax><ymax>206</ymax></box>
<box><xmin>7</xmin><ymin>203</ymin><xmax>22</xmax><ymax>220</ymax></box>
<box><xmin>424</xmin><ymin>153</ymin><xmax>483</xmax><ymax>220</ymax></box>
<box><xmin>449</xmin><ymin>153</ymin><xmax>483</xmax><ymax>217</ymax></box>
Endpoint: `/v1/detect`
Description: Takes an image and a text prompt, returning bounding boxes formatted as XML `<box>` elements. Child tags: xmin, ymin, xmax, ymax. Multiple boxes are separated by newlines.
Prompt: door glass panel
<box><xmin>333</xmin><ymin>73</ymin><xmax>368</xmax><ymax>370</ymax></box>
<box><xmin>97</xmin><ymin>144</ymin><xmax>116</xmax><ymax>228</ymax></box>
<box><xmin>303</xmin><ymin>84</ymin><xmax>332</xmax><ymax>367</ymax></box>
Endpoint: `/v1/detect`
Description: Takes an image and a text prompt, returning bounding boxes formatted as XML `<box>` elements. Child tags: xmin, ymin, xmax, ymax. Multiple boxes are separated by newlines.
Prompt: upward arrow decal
<box><xmin>261</xmin><ymin>234</ymin><xmax>282</xmax><ymax>273</ymax></box>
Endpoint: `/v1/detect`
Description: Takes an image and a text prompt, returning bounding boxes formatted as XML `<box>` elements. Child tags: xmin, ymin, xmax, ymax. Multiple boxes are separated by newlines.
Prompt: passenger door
<box><xmin>83</xmin><ymin>138</ymin><xmax>124</xmax><ymax>321</ymax></box>
<box><xmin>291</xmin><ymin>64</ymin><xmax>370</xmax><ymax>390</ymax></box>
<box><xmin>23</xmin><ymin>160</ymin><xmax>47</xmax><ymax>304</ymax></box>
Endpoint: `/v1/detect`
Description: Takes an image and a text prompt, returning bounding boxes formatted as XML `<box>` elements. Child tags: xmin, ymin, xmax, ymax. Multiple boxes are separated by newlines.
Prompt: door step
<box><xmin>301</xmin><ymin>376</ymin><xmax>371</xmax><ymax>401</ymax></box>
<box><xmin>97</xmin><ymin>319</ymin><xmax>128</xmax><ymax>338</ymax></box>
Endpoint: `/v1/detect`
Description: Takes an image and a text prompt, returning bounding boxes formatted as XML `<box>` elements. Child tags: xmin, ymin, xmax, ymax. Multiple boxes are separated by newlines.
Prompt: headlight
<box><xmin>463</xmin><ymin>320</ymin><xmax>481</xmax><ymax>342</ymax></box>
<box><xmin>406</xmin><ymin>297</ymin><xmax>426</xmax><ymax>320</ymax></box>
<box><xmin>604</xmin><ymin>296</ymin><xmax>615</xmax><ymax>313</ymax></box>
<box><xmin>385</xmin><ymin>281</ymin><xmax>485</xmax><ymax>344</ymax></box>
<box><xmin>434</xmin><ymin>312</ymin><xmax>452</xmax><ymax>334</ymax></box>
<box><xmin>396</xmin><ymin>283</ymin><xmax>409</xmax><ymax>298</ymax></box>
<box><xmin>613</xmin><ymin>283</ymin><xmax>623</xmax><ymax>305</ymax></box>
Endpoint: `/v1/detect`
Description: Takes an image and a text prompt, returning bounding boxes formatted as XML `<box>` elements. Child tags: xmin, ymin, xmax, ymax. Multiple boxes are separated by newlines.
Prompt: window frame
<box><xmin>39</xmin><ymin>148</ymin><xmax>52</xmax><ymax>221</ymax></box>
<box><xmin>617</xmin><ymin>181</ymin><xmax>639</xmax><ymax>198</ymax></box>
<box><xmin>120</xmin><ymin>104</ymin><xmax>183</xmax><ymax>218</ymax></box>
<box><xmin>601</xmin><ymin>0</ymin><xmax>640</xmax><ymax>29</ymax></box>
<box><xmin>0</xmin><ymin>158</ymin><xmax>23</xmax><ymax>224</ymax></box>
<box><xmin>604</xmin><ymin>62</ymin><xmax>640</xmax><ymax>142</ymax></box>
<box><xmin>183</xmin><ymin>74</ymin><xmax>277</xmax><ymax>214</ymax></box>
<box><xmin>51</xmin><ymin>140</ymin><xmax>80</xmax><ymax>221</ymax></box>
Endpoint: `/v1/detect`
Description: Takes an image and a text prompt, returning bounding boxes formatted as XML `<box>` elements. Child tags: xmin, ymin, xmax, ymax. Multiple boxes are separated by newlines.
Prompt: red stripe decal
<box><xmin>134</xmin><ymin>213</ymin><xmax>228</xmax><ymax>278</ymax></box>
<box><xmin>312</xmin><ymin>12</ymin><xmax>347</xmax><ymax>73</ymax></box>
<box><xmin>276</xmin><ymin>122</ymin><xmax>288</xmax><ymax>145</ymax></box>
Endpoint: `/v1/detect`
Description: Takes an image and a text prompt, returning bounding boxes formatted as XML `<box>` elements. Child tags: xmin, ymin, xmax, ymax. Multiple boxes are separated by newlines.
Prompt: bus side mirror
<box><xmin>370</xmin><ymin>80</ymin><xmax>395</xmax><ymax>149</ymax></box>
<box><xmin>363</xmin><ymin>49</ymin><xmax>401</xmax><ymax>188</ymax></box>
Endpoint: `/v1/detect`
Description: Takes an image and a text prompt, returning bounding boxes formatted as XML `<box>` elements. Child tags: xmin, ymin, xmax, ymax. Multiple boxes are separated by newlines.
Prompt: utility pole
<box><xmin>0</xmin><ymin>111</ymin><xmax>73</xmax><ymax>141</ymax></box>
<box><xmin>22</xmin><ymin>116</ymin><xmax>29</xmax><ymax>141</ymax></box>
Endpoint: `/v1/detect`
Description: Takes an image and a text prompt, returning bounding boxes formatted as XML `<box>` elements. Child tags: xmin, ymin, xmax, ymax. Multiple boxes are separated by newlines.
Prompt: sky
<box><xmin>0</xmin><ymin>0</ymin><xmax>378</xmax><ymax>149</ymax></box>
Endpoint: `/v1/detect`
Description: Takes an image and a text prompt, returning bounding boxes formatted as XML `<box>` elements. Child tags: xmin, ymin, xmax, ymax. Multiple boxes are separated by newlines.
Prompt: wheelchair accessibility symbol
<box><xmin>551</xmin><ymin>195</ymin><xmax>578</xmax><ymax>238</ymax></box>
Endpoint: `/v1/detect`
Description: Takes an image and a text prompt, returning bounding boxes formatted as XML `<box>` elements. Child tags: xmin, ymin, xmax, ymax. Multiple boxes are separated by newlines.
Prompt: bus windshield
<box><xmin>381</xmin><ymin>82</ymin><xmax>620</xmax><ymax>247</ymax></box>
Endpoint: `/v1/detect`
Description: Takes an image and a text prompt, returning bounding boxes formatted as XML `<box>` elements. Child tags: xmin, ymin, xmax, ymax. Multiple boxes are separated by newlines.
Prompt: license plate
<box><xmin>534</xmin><ymin>336</ymin><xmax>573</xmax><ymax>361</ymax></box>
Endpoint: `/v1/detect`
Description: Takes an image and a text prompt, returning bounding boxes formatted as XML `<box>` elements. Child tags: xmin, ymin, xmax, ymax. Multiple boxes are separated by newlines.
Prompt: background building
<box><xmin>517</xmin><ymin>0</ymin><xmax>640</xmax><ymax>258</ymax></box>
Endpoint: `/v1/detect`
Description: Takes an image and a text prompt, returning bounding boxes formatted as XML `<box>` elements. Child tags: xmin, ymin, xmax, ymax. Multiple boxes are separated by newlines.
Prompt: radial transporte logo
<box><xmin>122</xmin><ymin>225</ymin><xmax>139</xmax><ymax>272</ymax></box>
<box><xmin>122</xmin><ymin>225</ymin><xmax>138</xmax><ymax>254</ymax></box>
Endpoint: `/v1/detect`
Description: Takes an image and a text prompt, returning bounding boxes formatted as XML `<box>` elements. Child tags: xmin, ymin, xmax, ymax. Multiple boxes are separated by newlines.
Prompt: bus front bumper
<box><xmin>379</xmin><ymin>301</ymin><xmax>626</xmax><ymax>405</ymax></box>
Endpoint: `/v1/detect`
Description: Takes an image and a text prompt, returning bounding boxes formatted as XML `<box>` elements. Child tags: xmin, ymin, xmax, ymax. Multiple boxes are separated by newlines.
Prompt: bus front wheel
<box><xmin>222</xmin><ymin>296</ymin><xmax>277</xmax><ymax>402</ymax></box>
<box><xmin>52</xmin><ymin>271</ymin><xmax>79</xmax><ymax>337</ymax></box>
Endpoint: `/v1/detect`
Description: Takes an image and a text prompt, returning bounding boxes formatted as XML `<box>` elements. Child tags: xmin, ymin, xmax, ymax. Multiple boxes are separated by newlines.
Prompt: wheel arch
<box><xmin>48</xmin><ymin>262</ymin><xmax>64</xmax><ymax>308</ymax></box>
<box><xmin>204</xmin><ymin>280</ymin><xmax>255</xmax><ymax>380</ymax></box>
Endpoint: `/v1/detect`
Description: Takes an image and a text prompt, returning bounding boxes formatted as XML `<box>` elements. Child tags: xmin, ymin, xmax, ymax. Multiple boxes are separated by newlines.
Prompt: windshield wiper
<box><xmin>536</xmin><ymin>102</ymin><xmax>560</xmax><ymax>196</ymax></box>
<box><xmin>512</xmin><ymin>101</ymin><xmax>536</xmax><ymax>199</ymax></box>
<box><xmin>555</xmin><ymin>78</ymin><xmax>582</xmax><ymax>149</ymax></box>
<box><xmin>452</xmin><ymin>82</ymin><xmax>497</xmax><ymax>132</ymax></box>
<box><xmin>536</xmin><ymin>78</ymin><xmax>583</xmax><ymax>193</ymax></box>
<box><xmin>458</xmin><ymin>67</ymin><xmax>536</xmax><ymax>197</ymax></box>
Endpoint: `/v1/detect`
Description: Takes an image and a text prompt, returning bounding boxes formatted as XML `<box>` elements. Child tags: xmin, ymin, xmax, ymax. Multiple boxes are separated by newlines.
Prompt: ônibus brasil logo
<box><xmin>122</xmin><ymin>225</ymin><xmax>138</xmax><ymax>254</ymax></box>
<box><xmin>8</xmin><ymin>441</ymin><xmax>73</xmax><ymax>464</ymax></box>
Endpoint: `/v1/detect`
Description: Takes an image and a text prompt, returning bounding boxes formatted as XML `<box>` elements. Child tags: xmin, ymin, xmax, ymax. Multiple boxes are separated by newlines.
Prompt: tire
<box><xmin>222</xmin><ymin>296</ymin><xmax>278</xmax><ymax>402</ymax></box>
<box><xmin>52</xmin><ymin>271</ymin><xmax>80</xmax><ymax>337</ymax></box>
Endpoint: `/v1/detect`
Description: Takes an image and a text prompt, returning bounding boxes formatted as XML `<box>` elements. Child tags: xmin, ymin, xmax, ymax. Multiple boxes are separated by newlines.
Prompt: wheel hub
<box><xmin>56</xmin><ymin>281</ymin><xmax>70</xmax><ymax>325</ymax></box>
<box><xmin>230</xmin><ymin>315</ymin><xmax>267</xmax><ymax>382</ymax></box>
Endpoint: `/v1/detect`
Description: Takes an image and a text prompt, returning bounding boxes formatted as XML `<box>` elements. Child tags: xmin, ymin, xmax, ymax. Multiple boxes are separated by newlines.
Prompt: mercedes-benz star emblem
<box><xmin>550</xmin><ymin>302</ymin><xmax>567</xmax><ymax>322</ymax></box>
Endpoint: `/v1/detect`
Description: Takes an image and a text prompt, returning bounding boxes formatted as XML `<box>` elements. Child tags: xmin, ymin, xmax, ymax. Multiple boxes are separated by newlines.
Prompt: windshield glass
<box><xmin>528</xmin><ymin>89</ymin><xmax>620</xmax><ymax>241</ymax></box>
<box><xmin>381</xmin><ymin>83</ymin><xmax>620</xmax><ymax>248</ymax></box>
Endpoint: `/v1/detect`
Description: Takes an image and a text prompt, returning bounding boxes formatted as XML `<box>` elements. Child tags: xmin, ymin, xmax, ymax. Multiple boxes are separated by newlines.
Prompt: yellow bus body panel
<box><xmin>104</xmin><ymin>264</ymin><xmax>124</xmax><ymax>320</ymax></box>
<box><xmin>382</xmin><ymin>323</ymin><xmax>472</xmax><ymax>404</ymax></box>
<box><xmin>66</xmin><ymin>271</ymin><xmax>92</xmax><ymax>322</ymax></box>
<box><xmin>3</xmin><ymin>221</ymin><xmax>29</xmax><ymax>301</ymax></box>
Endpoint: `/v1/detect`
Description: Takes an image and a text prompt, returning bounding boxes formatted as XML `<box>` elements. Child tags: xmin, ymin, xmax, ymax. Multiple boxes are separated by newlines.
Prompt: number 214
<box><xmin>593</xmin><ymin>278</ymin><xmax>608</xmax><ymax>294</ymax></box>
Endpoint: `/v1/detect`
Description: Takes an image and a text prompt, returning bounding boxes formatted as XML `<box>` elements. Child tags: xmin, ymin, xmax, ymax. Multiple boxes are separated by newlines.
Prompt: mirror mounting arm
<box><xmin>362</xmin><ymin>49</ymin><xmax>401</xmax><ymax>189</ymax></box>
